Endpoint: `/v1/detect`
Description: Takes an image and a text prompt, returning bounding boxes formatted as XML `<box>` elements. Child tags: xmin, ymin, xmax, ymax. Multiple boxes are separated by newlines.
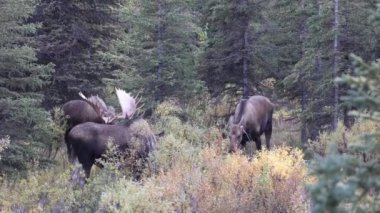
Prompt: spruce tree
<box><xmin>111</xmin><ymin>0</ymin><xmax>203</xmax><ymax>104</ymax></box>
<box><xmin>278</xmin><ymin>0</ymin><xmax>379</xmax><ymax>142</ymax></box>
<box><xmin>199</xmin><ymin>0</ymin><xmax>270</xmax><ymax>97</ymax></box>
<box><xmin>35</xmin><ymin>0</ymin><xmax>125</xmax><ymax>106</ymax></box>
<box><xmin>0</xmin><ymin>0</ymin><xmax>55</xmax><ymax>175</ymax></box>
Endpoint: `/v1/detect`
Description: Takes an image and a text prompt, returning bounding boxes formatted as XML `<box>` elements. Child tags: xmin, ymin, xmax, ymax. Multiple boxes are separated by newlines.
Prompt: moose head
<box><xmin>77</xmin><ymin>88</ymin><xmax>137</xmax><ymax>124</ymax></box>
<box><xmin>62</xmin><ymin>88</ymin><xmax>138</xmax><ymax>162</ymax></box>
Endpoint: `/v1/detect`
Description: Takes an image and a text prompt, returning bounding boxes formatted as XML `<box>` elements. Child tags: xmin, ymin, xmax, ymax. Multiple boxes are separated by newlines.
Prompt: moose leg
<box><xmin>83</xmin><ymin>163</ymin><xmax>93</xmax><ymax>179</ymax></box>
<box><xmin>264</xmin><ymin>125</ymin><xmax>272</xmax><ymax>150</ymax></box>
<box><xmin>240</xmin><ymin>133</ymin><xmax>250</xmax><ymax>151</ymax></box>
<box><xmin>254</xmin><ymin>136</ymin><xmax>262</xmax><ymax>151</ymax></box>
<box><xmin>78</xmin><ymin>155</ymin><xmax>94</xmax><ymax>179</ymax></box>
<box><xmin>64</xmin><ymin>130</ymin><xmax>75</xmax><ymax>163</ymax></box>
<box><xmin>265</xmin><ymin>112</ymin><xmax>273</xmax><ymax>150</ymax></box>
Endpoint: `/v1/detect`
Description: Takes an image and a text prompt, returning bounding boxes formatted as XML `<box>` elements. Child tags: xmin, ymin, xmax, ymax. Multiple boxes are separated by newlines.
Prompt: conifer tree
<box><xmin>279</xmin><ymin>0</ymin><xmax>378</xmax><ymax>142</ymax></box>
<box><xmin>0</xmin><ymin>0</ymin><xmax>55</xmax><ymax>175</ymax></box>
<box><xmin>111</xmin><ymin>0</ymin><xmax>203</xmax><ymax>104</ymax></box>
<box><xmin>35</xmin><ymin>0</ymin><xmax>125</xmax><ymax>106</ymax></box>
<box><xmin>199</xmin><ymin>0</ymin><xmax>270</xmax><ymax>97</ymax></box>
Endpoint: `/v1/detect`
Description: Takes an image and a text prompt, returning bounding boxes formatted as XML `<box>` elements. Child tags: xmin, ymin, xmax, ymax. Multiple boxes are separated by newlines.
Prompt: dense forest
<box><xmin>0</xmin><ymin>0</ymin><xmax>379</xmax><ymax>212</ymax></box>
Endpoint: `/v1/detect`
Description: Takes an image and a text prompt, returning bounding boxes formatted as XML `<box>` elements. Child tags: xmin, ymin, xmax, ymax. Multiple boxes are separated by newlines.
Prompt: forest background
<box><xmin>0</xmin><ymin>0</ymin><xmax>379</xmax><ymax>212</ymax></box>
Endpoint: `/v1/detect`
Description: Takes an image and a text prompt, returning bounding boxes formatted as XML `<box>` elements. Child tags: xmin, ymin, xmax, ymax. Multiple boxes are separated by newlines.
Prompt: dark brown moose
<box><xmin>62</xmin><ymin>88</ymin><xmax>136</xmax><ymax>161</ymax></box>
<box><xmin>228</xmin><ymin>95</ymin><xmax>274</xmax><ymax>153</ymax></box>
<box><xmin>67</xmin><ymin>118</ymin><xmax>156</xmax><ymax>178</ymax></box>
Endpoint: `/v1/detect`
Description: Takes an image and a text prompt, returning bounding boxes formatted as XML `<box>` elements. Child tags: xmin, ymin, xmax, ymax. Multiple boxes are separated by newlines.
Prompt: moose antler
<box><xmin>115</xmin><ymin>88</ymin><xmax>137</xmax><ymax>119</ymax></box>
<box><xmin>78</xmin><ymin>88</ymin><xmax>138</xmax><ymax>124</ymax></box>
<box><xmin>78</xmin><ymin>92</ymin><xmax>116</xmax><ymax>123</ymax></box>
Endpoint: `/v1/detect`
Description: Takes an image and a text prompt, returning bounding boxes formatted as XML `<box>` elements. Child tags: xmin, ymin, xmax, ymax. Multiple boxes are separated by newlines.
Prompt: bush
<box><xmin>100</xmin><ymin>147</ymin><xmax>310</xmax><ymax>212</ymax></box>
<box><xmin>309</xmin><ymin>53</ymin><xmax>380</xmax><ymax>212</ymax></box>
<box><xmin>0</xmin><ymin>100</ymin><xmax>312</xmax><ymax>212</ymax></box>
<box><xmin>308</xmin><ymin>120</ymin><xmax>380</xmax><ymax>159</ymax></box>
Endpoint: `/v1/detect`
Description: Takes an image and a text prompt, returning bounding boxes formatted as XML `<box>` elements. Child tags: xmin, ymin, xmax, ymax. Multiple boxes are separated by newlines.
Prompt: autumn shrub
<box><xmin>100</xmin><ymin>147</ymin><xmax>310</xmax><ymax>212</ymax></box>
<box><xmin>149</xmin><ymin>101</ymin><xmax>207</xmax><ymax>172</ymax></box>
<box><xmin>271</xmin><ymin>107</ymin><xmax>300</xmax><ymax>148</ymax></box>
<box><xmin>308</xmin><ymin>120</ymin><xmax>380</xmax><ymax>159</ymax></box>
<box><xmin>0</xmin><ymin>100</ymin><xmax>311</xmax><ymax>212</ymax></box>
<box><xmin>309</xmin><ymin>53</ymin><xmax>380</xmax><ymax>212</ymax></box>
<box><xmin>0</xmin><ymin>160</ymin><xmax>127</xmax><ymax>212</ymax></box>
<box><xmin>0</xmin><ymin>136</ymin><xmax>10</xmax><ymax>161</ymax></box>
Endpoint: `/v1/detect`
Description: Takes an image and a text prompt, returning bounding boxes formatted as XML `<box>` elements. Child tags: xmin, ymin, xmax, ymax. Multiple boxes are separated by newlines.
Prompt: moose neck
<box><xmin>234</xmin><ymin>99</ymin><xmax>248</xmax><ymax>124</ymax></box>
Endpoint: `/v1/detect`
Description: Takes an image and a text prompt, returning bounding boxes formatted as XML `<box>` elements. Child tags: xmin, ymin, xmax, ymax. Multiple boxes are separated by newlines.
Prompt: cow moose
<box><xmin>228</xmin><ymin>95</ymin><xmax>274</xmax><ymax>153</ymax></box>
<box><xmin>62</xmin><ymin>88</ymin><xmax>136</xmax><ymax>161</ymax></box>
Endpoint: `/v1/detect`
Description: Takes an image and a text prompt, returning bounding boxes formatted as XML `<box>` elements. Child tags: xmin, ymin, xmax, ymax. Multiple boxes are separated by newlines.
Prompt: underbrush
<box><xmin>101</xmin><ymin>147</ymin><xmax>310</xmax><ymax>212</ymax></box>
<box><xmin>307</xmin><ymin>120</ymin><xmax>380</xmax><ymax>159</ymax></box>
<box><xmin>0</xmin><ymin>100</ymin><xmax>309</xmax><ymax>212</ymax></box>
<box><xmin>307</xmin><ymin>119</ymin><xmax>380</xmax><ymax>212</ymax></box>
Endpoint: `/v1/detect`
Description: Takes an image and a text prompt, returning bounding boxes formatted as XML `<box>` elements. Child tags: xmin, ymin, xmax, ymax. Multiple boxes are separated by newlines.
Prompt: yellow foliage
<box><xmin>308</xmin><ymin>120</ymin><xmax>380</xmax><ymax>157</ymax></box>
<box><xmin>155</xmin><ymin>100</ymin><xmax>182</xmax><ymax>117</ymax></box>
<box><xmin>252</xmin><ymin>147</ymin><xmax>306</xmax><ymax>181</ymax></box>
<box><xmin>100</xmin><ymin>146</ymin><xmax>311</xmax><ymax>212</ymax></box>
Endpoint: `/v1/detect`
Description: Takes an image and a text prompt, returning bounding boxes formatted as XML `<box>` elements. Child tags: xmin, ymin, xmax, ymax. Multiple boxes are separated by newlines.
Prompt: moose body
<box><xmin>228</xmin><ymin>95</ymin><xmax>274</xmax><ymax>153</ymax></box>
<box><xmin>62</xmin><ymin>100</ymin><xmax>105</xmax><ymax>126</ymax></box>
<box><xmin>62</xmin><ymin>88</ymin><xmax>136</xmax><ymax>162</ymax></box>
<box><xmin>67</xmin><ymin>118</ymin><xmax>156</xmax><ymax>178</ymax></box>
<box><xmin>62</xmin><ymin>100</ymin><xmax>110</xmax><ymax>162</ymax></box>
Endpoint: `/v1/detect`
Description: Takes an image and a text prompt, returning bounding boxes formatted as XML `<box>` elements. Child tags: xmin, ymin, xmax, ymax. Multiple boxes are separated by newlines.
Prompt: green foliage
<box><xmin>108</xmin><ymin>0</ymin><xmax>205</xmax><ymax>104</ymax></box>
<box><xmin>309</xmin><ymin>55</ymin><xmax>380</xmax><ymax>212</ymax></box>
<box><xmin>199</xmin><ymin>0</ymin><xmax>271</xmax><ymax>97</ymax></box>
<box><xmin>35</xmin><ymin>0</ymin><xmax>126</xmax><ymax>106</ymax></box>
<box><xmin>0</xmin><ymin>99</ymin><xmax>308</xmax><ymax>212</ymax></box>
<box><xmin>277</xmin><ymin>0</ymin><xmax>379</xmax><ymax>142</ymax></box>
<box><xmin>150</xmin><ymin>101</ymin><xmax>206</xmax><ymax>172</ymax></box>
<box><xmin>100</xmin><ymin>147</ymin><xmax>310</xmax><ymax>212</ymax></box>
<box><xmin>0</xmin><ymin>0</ymin><xmax>56</xmax><ymax>176</ymax></box>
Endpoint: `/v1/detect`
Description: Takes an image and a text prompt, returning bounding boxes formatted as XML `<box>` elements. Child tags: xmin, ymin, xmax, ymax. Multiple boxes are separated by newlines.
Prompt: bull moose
<box><xmin>67</xmin><ymin>118</ymin><xmax>156</xmax><ymax>178</ymax></box>
<box><xmin>228</xmin><ymin>95</ymin><xmax>274</xmax><ymax>153</ymax></box>
<box><xmin>65</xmin><ymin>89</ymin><xmax>156</xmax><ymax>178</ymax></box>
<box><xmin>62</xmin><ymin>88</ymin><xmax>136</xmax><ymax>161</ymax></box>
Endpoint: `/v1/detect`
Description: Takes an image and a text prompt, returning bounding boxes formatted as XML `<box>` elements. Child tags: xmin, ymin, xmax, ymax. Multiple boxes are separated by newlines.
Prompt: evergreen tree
<box><xmin>310</xmin><ymin>55</ymin><xmax>380</xmax><ymax>212</ymax></box>
<box><xmin>107</xmin><ymin>0</ymin><xmax>204</xmax><ymax>105</ymax></box>
<box><xmin>0</xmin><ymin>0</ymin><xmax>55</xmax><ymax>175</ymax></box>
<box><xmin>310</xmin><ymin>4</ymin><xmax>380</xmax><ymax>209</ymax></box>
<box><xmin>35</xmin><ymin>0</ymin><xmax>125</xmax><ymax>106</ymax></box>
<box><xmin>279</xmin><ymin>0</ymin><xmax>379</xmax><ymax>142</ymax></box>
<box><xmin>199</xmin><ymin>0</ymin><xmax>270</xmax><ymax>97</ymax></box>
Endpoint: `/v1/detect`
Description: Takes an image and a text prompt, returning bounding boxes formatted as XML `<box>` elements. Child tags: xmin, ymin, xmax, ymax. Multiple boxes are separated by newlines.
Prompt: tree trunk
<box><xmin>310</xmin><ymin>0</ymin><xmax>324</xmax><ymax>140</ymax></box>
<box><xmin>240</xmin><ymin>0</ymin><xmax>249</xmax><ymax>98</ymax></box>
<box><xmin>300</xmin><ymin>0</ymin><xmax>309</xmax><ymax>144</ymax></box>
<box><xmin>156</xmin><ymin>0</ymin><xmax>164</xmax><ymax>102</ymax></box>
<box><xmin>332</xmin><ymin>0</ymin><xmax>340</xmax><ymax>130</ymax></box>
<box><xmin>242</xmin><ymin>29</ymin><xmax>249</xmax><ymax>98</ymax></box>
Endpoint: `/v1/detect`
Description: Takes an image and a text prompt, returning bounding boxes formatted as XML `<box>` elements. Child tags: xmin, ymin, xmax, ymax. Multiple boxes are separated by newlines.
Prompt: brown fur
<box><xmin>62</xmin><ymin>100</ymin><xmax>105</xmax><ymax>162</ymax></box>
<box><xmin>67</xmin><ymin>118</ymin><xmax>156</xmax><ymax>178</ymax></box>
<box><xmin>62</xmin><ymin>100</ymin><xmax>104</xmax><ymax>126</ymax></box>
<box><xmin>228</xmin><ymin>96</ymin><xmax>274</xmax><ymax>153</ymax></box>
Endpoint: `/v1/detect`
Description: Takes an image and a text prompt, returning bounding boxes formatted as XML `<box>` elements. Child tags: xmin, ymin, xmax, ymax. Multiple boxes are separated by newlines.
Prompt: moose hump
<box><xmin>228</xmin><ymin>95</ymin><xmax>274</xmax><ymax>153</ymax></box>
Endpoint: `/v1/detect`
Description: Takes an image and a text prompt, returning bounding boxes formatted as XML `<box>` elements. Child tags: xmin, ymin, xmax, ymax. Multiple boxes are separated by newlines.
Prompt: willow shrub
<box><xmin>0</xmin><ymin>100</ymin><xmax>311</xmax><ymax>212</ymax></box>
<box><xmin>100</xmin><ymin>147</ymin><xmax>310</xmax><ymax>212</ymax></box>
<box><xmin>308</xmin><ymin>120</ymin><xmax>380</xmax><ymax>158</ymax></box>
<box><xmin>309</xmin><ymin>54</ymin><xmax>380</xmax><ymax>212</ymax></box>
